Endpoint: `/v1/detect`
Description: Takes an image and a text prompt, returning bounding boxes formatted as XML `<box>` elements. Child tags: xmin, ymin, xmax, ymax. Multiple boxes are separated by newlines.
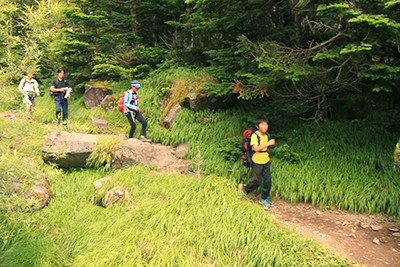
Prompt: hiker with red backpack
<box><xmin>239</xmin><ymin>116</ymin><xmax>275</xmax><ymax>208</ymax></box>
<box><xmin>122</xmin><ymin>80</ymin><xmax>151</xmax><ymax>142</ymax></box>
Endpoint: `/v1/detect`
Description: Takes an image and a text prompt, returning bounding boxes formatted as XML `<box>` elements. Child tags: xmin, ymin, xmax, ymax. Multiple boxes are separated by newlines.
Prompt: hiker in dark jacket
<box><xmin>50</xmin><ymin>67</ymin><xmax>70</xmax><ymax>130</ymax></box>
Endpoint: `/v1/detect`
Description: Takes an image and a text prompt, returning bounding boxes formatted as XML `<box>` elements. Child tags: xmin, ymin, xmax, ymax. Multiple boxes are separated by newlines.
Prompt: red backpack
<box><xmin>117</xmin><ymin>92</ymin><xmax>126</xmax><ymax>112</ymax></box>
<box><xmin>117</xmin><ymin>91</ymin><xmax>134</xmax><ymax>113</ymax></box>
<box><xmin>240</xmin><ymin>126</ymin><xmax>269</xmax><ymax>168</ymax></box>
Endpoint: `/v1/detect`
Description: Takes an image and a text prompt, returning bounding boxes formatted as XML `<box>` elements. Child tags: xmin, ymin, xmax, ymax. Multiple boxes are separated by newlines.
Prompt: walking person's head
<box><xmin>255</xmin><ymin>116</ymin><xmax>269</xmax><ymax>133</ymax></box>
<box><xmin>129</xmin><ymin>80</ymin><xmax>141</xmax><ymax>91</ymax></box>
<box><xmin>26</xmin><ymin>71</ymin><xmax>33</xmax><ymax>80</ymax></box>
<box><xmin>57</xmin><ymin>67</ymin><xmax>65</xmax><ymax>79</ymax></box>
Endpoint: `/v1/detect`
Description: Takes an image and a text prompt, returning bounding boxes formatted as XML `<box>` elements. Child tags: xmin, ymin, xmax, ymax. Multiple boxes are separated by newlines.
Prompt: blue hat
<box><xmin>131</xmin><ymin>80</ymin><xmax>141</xmax><ymax>88</ymax></box>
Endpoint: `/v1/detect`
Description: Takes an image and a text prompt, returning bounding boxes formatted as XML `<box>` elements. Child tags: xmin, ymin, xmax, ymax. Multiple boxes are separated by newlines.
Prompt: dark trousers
<box><xmin>244</xmin><ymin>161</ymin><xmax>271</xmax><ymax>200</ymax></box>
<box><xmin>126</xmin><ymin>111</ymin><xmax>147</xmax><ymax>138</ymax></box>
<box><xmin>54</xmin><ymin>94</ymin><xmax>68</xmax><ymax>124</ymax></box>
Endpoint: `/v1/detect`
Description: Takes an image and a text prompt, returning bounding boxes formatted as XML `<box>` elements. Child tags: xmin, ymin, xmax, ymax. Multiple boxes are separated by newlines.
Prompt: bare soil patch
<box><xmin>264</xmin><ymin>196</ymin><xmax>400</xmax><ymax>267</ymax></box>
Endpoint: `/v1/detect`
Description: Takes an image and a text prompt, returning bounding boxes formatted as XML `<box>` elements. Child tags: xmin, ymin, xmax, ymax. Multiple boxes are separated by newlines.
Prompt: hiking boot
<box><xmin>259</xmin><ymin>199</ymin><xmax>270</xmax><ymax>208</ymax></box>
<box><xmin>140</xmin><ymin>135</ymin><xmax>151</xmax><ymax>142</ymax></box>
<box><xmin>64</xmin><ymin>125</ymin><xmax>69</xmax><ymax>131</ymax></box>
<box><xmin>238</xmin><ymin>184</ymin><xmax>247</xmax><ymax>199</ymax></box>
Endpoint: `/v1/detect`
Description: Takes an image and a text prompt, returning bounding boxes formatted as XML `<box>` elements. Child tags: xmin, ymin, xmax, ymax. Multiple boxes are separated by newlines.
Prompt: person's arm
<box><xmin>252</xmin><ymin>133</ymin><xmax>275</xmax><ymax>152</ymax></box>
<box><xmin>18</xmin><ymin>79</ymin><xmax>25</xmax><ymax>94</ymax></box>
<box><xmin>50</xmin><ymin>79</ymin><xmax>66</xmax><ymax>92</ymax></box>
<box><xmin>253</xmin><ymin>140</ymin><xmax>275</xmax><ymax>152</ymax></box>
<box><xmin>50</xmin><ymin>85</ymin><xmax>65</xmax><ymax>92</ymax></box>
<box><xmin>34</xmin><ymin>80</ymin><xmax>40</xmax><ymax>96</ymax></box>
<box><xmin>124</xmin><ymin>91</ymin><xmax>138</xmax><ymax>111</ymax></box>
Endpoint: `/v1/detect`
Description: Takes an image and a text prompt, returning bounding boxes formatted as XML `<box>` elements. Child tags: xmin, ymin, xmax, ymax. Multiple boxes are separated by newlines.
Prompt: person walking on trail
<box><xmin>124</xmin><ymin>80</ymin><xmax>151</xmax><ymax>142</ymax></box>
<box><xmin>18</xmin><ymin>71</ymin><xmax>39</xmax><ymax>119</ymax></box>
<box><xmin>239</xmin><ymin>116</ymin><xmax>276</xmax><ymax>208</ymax></box>
<box><xmin>50</xmin><ymin>67</ymin><xmax>69</xmax><ymax>130</ymax></box>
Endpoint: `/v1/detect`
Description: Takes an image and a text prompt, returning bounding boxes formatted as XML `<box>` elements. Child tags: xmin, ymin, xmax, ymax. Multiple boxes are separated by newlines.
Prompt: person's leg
<box><xmin>22</xmin><ymin>99</ymin><xmax>30</xmax><ymax>115</ymax></box>
<box><xmin>60</xmin><ymin>98</ymin><xmax>68</xmax><ymax>124</ymax></box>
<box><xmin>244</xmin><ymin>163</ymin><xmax>263</xmax><ymax>193</ymax></box>
<box><xmin>135</xmin><ymin>111</ymin><xmax>147</xmax><ymax>137</ymax></box>
<box><xmin>126</xmin><ymin>111</ymin><xmax>136</xmax><ymax>138</ymax></box>
<box><xmin>30</xmin><ymin>97</ymin><xmax>36</xmax><ymax>115</ymax></box>
<box><xmin>54</xmin><ymin>95</ymin><xmax>62</xmax><ymax>124</ymax></box>
<box><xmin>261</xmin><ymin>161</ymin><xmax>271</xmax><ymax>200</ymax></box>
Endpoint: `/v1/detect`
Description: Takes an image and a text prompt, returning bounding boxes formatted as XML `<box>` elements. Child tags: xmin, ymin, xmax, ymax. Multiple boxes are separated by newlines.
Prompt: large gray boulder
<box><xmin>42</xmin><ymin>132</ymin><xmax>190</xmax><ymax>172</ymax></box>
<box><xmin>162</xmin><ymin>103</ymin><xmax>181</xmax><ymax>129</ymax></box>
<box><xmin>83</xmin><ymin>82</ymin><xmax>113</xmax><ymax>110</ymax></box>
<box><xmin>182</xmin><ymin>91</ymin><xmax>235</xmax><ymax>111</ymax></box>
<box><xmin>112</xmin><ymin>138</ymin><xmax>187</xmax><ymax>170</ymax></box>
<box><xmin>42</xmin><ymin>131</ymin><xmax>126</xmax><ymax>168</ymax></box>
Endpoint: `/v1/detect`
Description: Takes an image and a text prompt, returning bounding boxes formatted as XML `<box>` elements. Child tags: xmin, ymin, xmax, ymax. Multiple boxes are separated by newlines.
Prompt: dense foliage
<box><xmin>1</xmin><ymin>0</ymin><xmax>399</xmax><ymax>117</ymax></box>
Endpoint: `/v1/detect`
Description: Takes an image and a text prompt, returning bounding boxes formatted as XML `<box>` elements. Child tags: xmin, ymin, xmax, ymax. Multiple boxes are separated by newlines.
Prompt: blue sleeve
<box><xmin>124</xmin><ymin>91</ymin><xmax>137</xmax><ymax>111</ymax></box>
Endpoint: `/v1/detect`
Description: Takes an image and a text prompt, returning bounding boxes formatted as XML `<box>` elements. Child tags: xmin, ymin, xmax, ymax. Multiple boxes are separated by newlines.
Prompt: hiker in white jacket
<box><xmin>18</xmin><ymin>71</ymin><xmax>40</xmax><ymax>119</ymax></box>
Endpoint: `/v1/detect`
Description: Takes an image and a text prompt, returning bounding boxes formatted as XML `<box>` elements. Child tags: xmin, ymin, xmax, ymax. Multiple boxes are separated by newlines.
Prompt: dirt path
<box><xmin>2</xmin><ymin>110</ymin><xmax>400</xmax><ymax>266</ymax></box>
<box><xmin>266</xmin><ymin>196</ymin><xmax>400</xmax><ymax>267</ymax></box>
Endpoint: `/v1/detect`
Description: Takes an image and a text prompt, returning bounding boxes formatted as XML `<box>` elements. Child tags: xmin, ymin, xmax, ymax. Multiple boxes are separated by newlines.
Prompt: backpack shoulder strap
<box><xmin>21</xmin><ymin>78</ymin><xmax>27</xmax><ymax>89</ymax></box>
<box><xmin>254</xmin><ymin>131</ymin><xmax>261</xmax><ymax>145</ymax></box>
<box><xmin>123</xmin><ymin>90</ymin><xmax>134</xmax><ymax>112</ymax></box>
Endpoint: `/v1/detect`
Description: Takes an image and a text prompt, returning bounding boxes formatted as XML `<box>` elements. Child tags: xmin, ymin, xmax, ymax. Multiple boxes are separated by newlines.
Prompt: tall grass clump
<box><xmin>85</xmin><ymin>136</ymin><xmax>122</xmax><ymax>170</ymax></box>
<box><xmin>1</xmin><ymin>165</ymin><xmax>351</xmax><ymax>266</ymax></box>
<box><xmin>0</xmin><ymin>84</ymin><xmax>21</xmax><ymax>112</ymax></box>
<box><xmin>271</xmin><ymin>119</ymin><xmax>400</xmax><ymax>216</ymax></box>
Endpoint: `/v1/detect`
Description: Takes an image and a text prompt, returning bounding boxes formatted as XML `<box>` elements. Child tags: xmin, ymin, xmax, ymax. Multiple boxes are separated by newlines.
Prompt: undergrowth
<box><xmin>0</xmin><ymin>68</ymin><xmax>399</xmax><ymax>265</ymax></box>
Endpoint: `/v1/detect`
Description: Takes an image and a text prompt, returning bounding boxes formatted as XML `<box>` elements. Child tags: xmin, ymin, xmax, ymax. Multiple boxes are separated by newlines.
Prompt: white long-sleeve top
<box><xmin>18</xmin><ymin>77</ymin><xmax>39</xmax><ymax>93</ymax></box>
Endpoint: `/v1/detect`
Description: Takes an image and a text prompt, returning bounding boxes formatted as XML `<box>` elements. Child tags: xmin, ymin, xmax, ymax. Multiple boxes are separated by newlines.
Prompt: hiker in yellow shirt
<box><xmin>239</xmin><ymin>116</ymin><xmax>275</xmax><ymax>208</ymax></box>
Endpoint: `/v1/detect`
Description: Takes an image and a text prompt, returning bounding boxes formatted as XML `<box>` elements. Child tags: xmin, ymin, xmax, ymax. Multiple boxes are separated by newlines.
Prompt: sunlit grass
<box><xmin>1</xmin><ymin>166</ymin><xmax>351</xmax><ymax>266</ymax></box>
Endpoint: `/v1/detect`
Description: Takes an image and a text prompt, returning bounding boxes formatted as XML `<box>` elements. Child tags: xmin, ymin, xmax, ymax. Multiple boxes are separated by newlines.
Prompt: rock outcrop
<box><xmin>42</xmin><ymin>131</ymin><xmax>126</xmax><ymax>169</ymax></box>
<box><xmin>2</xmin><ymin>178</ymin><xmax>52</xmax><ymax>211</ymax></box>
<box><xmin>42</xmin><ymin>131</ymin><xmax>190</xmax><ymax>172</ymax></box>
<box><xmin>26</xmin><ymin>178</ymin><xmax>53</xmax><ymax>211</ymax></box>
<box><xmin>182</xmin><ymin>91</ymin><xmax>235</xmax><ymax>111</ymax></box>
<box><xmin>101</xmin><ymin>185</ymin><xmax>130</xmax><ymax>208</ymax></box>
<box><xmin>162</xmin><ymin>103</ymin><xmax>181</xmax><ymax>129</ymax></box>
<box><xmin>83</xmin><ymin>82</ymin><xmax>113</xmax><ymax>110</ymax></box>
<box><xmin>112</xmin><ymin>138</ymin><xmax>190</xmax><ymax>172</ymax></box>
<box><xmin>101</xmin><ymin>94</ymin><xmax>116</xmax><ymax>112</ymax></box>
<box><xmin>90</xmin><ymin>117</ymin><xmax>108</xmax><ymax>129</ymax></box>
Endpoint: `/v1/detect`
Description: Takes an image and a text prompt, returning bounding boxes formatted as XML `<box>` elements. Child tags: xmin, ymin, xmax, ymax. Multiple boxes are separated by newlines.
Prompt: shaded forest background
<box><xmin>1</xmin><ymin>0</ymin><xmax>400</xmax><ymax>122</ymax></box>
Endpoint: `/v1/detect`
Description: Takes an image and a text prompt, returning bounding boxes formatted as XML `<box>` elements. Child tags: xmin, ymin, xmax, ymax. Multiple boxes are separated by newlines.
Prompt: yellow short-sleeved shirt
<box><xmin>250</xmin><ymin>130</ymin><xmax>270</xmax><ymax>164</ymax></box>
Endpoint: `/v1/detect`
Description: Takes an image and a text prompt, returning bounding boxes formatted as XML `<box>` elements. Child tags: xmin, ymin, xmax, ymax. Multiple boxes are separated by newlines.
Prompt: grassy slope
<box><xmin>1</xmin><ymin>165</ymin><xmax>350</xmax><ymax>266</ymax></box>
<box><xmin>1</xmin><ymin>70</ymin><xmax>399</xmax><ymax>265</ymax></box>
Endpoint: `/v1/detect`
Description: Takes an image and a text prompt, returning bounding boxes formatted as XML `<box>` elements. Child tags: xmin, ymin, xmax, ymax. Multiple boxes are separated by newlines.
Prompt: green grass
<box><xmin>4</xmin><ymin>70</ymin><xmax>400</xmax><ymax>218</ymax></box>
<box><xmin>0</xmin><ymin>166</ymin><xmax>351</xmax><ymax>266</ymax></box>
<box><xmin>1</xmin><ymin>68</ymin><xmax>399</xmax><ymax>265</ymax></box>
